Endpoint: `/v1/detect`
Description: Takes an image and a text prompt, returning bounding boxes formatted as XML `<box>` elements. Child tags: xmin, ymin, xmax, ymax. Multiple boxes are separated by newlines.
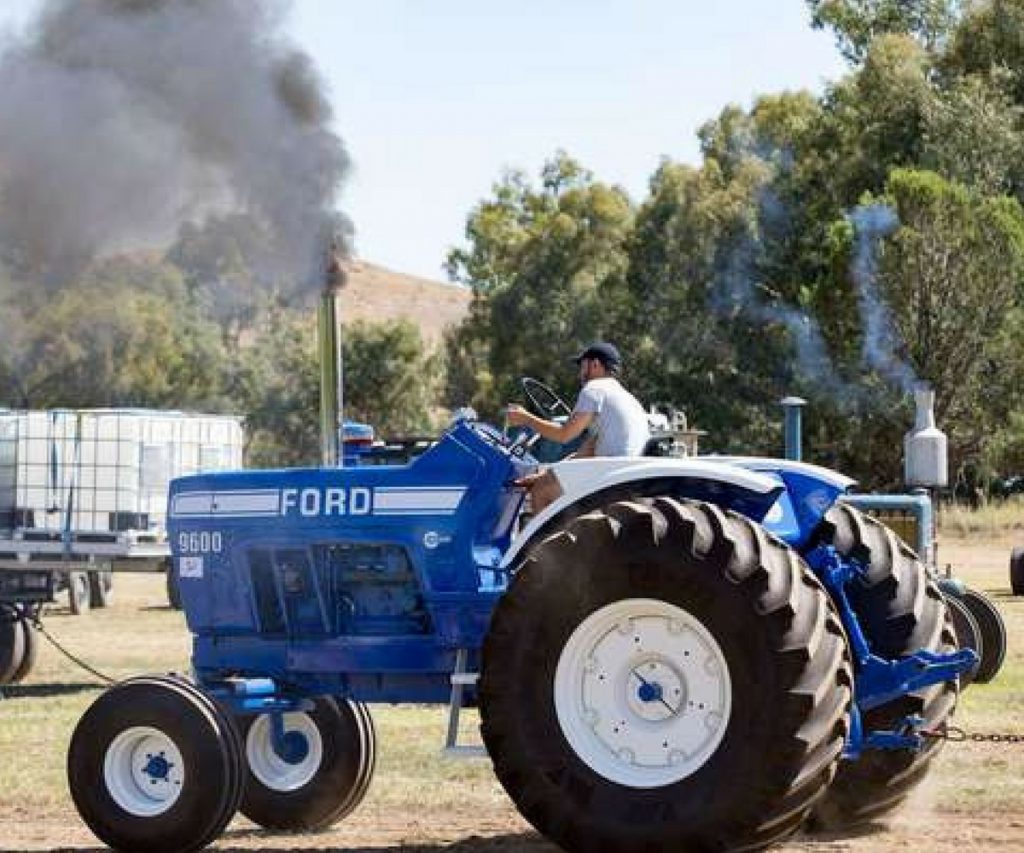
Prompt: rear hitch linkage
<box><xmin>804</xmin><ymin>544</ymin><xmax>979</xmax><ymax>758</ymax></box>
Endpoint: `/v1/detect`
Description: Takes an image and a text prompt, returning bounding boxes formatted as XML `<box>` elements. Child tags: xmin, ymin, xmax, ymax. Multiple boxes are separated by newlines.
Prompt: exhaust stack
<box><xmin>780</xmin><ymin>396</ymin><xmax>806</xmax><ymax>461</ymax></box>
<box><xmin>318</xmin><ymin>245</ymin><xmax>346</xmax><ymax>467</ymax></box>
<box><xmin>904</xmin><ymin>382</ymin><xmax>947</xmax><ymax>488</ymax></box>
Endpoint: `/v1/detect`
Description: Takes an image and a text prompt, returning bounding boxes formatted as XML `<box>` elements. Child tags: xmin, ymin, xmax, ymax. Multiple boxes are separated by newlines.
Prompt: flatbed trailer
<box><xmin>0</xmin><ymin>408</ymin><xmax>243</xmax><ymax>683</ymax></box>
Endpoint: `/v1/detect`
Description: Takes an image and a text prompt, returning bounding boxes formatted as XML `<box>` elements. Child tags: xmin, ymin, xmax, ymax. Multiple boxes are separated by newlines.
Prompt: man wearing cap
<box><xmin>506</xmin><ymin>341</ymin><xmax>650</xmax><ymax>511</ymax></box>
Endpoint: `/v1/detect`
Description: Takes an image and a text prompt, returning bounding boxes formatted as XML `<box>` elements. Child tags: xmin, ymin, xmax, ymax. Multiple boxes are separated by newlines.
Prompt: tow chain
<box><xmin>922</xmin><ymin>723</ymin><xmax>1024</xmax><ymax>745</ymax></box>
<box><xmin>27</xmin><ymin>607</ymin><xmax>115</xmax><ymax>686</ymax></box>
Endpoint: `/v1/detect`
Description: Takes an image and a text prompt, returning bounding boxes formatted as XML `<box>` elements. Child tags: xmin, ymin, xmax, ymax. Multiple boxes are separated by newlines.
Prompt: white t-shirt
<box><xmin>574</xmin><ymin>377</ymin><xmax>650</xmax><ymax>457</ymax></box>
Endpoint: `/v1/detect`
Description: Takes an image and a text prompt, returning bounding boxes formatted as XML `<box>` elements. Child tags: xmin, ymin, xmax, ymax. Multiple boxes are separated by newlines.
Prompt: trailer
<box><xmin>0</xmin><ymin>409</ymin><xmax>243</xmax><ymax>684</ymax></box>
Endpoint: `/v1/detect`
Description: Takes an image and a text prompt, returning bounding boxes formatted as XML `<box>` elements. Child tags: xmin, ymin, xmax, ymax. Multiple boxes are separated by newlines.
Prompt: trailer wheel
<box><xmin>480</xmin><ymin>498</ymin><xmax>852</xmax><ymax>852</ymax></box>
<box><xmin>9</xmin><ymin>611</ymin><xmax>38</xmax><ymax>684</ymax></box>
<box><xmin>961</xmin><ymin>588</ymin><xmax>1007</xmax><ymax>684</ymax></box>
<box><xmin>1010</xmin><ymin>547</ymin><xmax>1024</xmax><ymax>596</ymax></box>
<box><xmin>0</xmin><ymin>605</ymin><xmax>26</xmax><ymax>685</ymax></box>
<box><xmin>806</xmin><ymin>505</ymin><xmax>956</xmax><ymax>832</ymax></box>
<box><xmin>89</xmin><ymin>570</ymin><xmax>114</xmax><ymax>609</ymax></box>
<box><xmin>944</xmin><ymin>594</ymin><xmax>981</xmax><ymax>687</ymax></box>
<box><xmin>68</xmin><ymin>571</ymin><xmax>91</xmax><ymax>615</ymax></box>
<box><xmin>68</xmin><ymin>676</ymin><xmax>243</xmax><ymax>853</ymax></box>
<box><xmin>239</xmin><ymin>696</ymin><xmax>375</xmax><ymax>831</ymax></box>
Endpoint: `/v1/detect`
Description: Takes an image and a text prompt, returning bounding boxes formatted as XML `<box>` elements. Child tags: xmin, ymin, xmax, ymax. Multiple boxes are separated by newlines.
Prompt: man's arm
<box><xmin>506</xmin><ymin>404</ymin><xmax>594</xmax><ymax>444</ymax></box>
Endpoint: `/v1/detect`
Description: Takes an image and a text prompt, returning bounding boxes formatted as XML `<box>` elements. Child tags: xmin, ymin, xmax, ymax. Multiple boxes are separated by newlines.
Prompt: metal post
<box><xmin>780</xmin><ymin>396</ymin><xmax>806</xmax><ymax>462</ymax></box>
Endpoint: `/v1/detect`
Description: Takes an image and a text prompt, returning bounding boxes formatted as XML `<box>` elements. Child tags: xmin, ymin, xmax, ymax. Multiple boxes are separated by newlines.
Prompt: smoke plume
<box><xmin>0</xmin><ymin>0</ymin><xmax>350</xmax><ymax>288</ymax></box>
<box><xmin>712</xmin><ymin>184</ymin><xmax>849</xmax><ymax>394</ymax></box>
<box><xmin>849</xmin><ymin>204</ymin><xmax>918</xmax><ymax>393</ymax></box>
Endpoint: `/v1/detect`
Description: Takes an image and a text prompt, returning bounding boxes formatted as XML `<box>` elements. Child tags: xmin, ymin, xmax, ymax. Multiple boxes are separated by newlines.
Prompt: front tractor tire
<box><xmin>238</xmin><ymin>697</ymin><xmax>376</xmax><ymax>831</ymax></box>
<box><xmin>480</xmin><ymin>497</ymin><xmax>852</xmax><ymax>853</ymax></box>
<box><xmin>807</xmin><ymin>505</ymin><xmax>957</xmax><ymax>832</ymax></box>
<box><xmin>67</xmin><ymin>676</ymin><xmax>244</xmax><ymax>853</ymax></box>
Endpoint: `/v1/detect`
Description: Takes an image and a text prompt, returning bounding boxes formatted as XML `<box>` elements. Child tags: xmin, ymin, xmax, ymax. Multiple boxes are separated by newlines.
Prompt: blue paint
<box><xmin>804</xmin><ymin>544</ymin><xmax>977</xmax><ymax>757</ymax></box>
<box><xmin>142</xmin><ymin>754</ymin><xmax>171</xmax><ymax>781</ymax></box>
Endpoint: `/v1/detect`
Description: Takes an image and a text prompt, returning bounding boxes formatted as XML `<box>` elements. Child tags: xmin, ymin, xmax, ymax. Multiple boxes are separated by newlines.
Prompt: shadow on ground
<box><xmin>0</xmin><ymin>832</ymin><xmax>558</xmax><ymax>853</ymax></box>
<box><xmin>0</xmin><ymin>681</ymin><xmax>102</xmax><ymax>699</ymax></box>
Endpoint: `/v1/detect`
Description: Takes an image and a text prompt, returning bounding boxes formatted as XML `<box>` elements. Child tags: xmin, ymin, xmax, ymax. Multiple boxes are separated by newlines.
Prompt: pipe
<box><xmin>780</xmin><ymin>396</ymin><xmax>806</xmax><ymax>462</ymax></box>
<box><xmin>318</xmin><ymin>246</ymin><xmax>346</xmax><ymax>467</ymax></box>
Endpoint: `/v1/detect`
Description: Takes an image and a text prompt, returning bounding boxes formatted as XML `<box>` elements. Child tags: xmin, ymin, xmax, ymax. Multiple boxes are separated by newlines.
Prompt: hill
<box><xmin>340</xmin><ymin>260</ymin><xmax>471</xmax><ymax>346</ymax></box>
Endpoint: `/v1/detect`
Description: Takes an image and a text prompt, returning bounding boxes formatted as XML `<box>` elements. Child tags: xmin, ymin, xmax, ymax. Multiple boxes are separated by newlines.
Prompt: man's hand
<box><xmin>513</xmin><ymin>469</ymin><xmax>545</xmax><ymax>487</ymax></box>
<box><xmin>505</xmin><ymin>401</ymin><xmax>593</xmax><ymax>445</ymax></box>
<box><xmin>505</xmin><ymin>403</ymin><xmax>532</xmax><ymax>428</ymax></box>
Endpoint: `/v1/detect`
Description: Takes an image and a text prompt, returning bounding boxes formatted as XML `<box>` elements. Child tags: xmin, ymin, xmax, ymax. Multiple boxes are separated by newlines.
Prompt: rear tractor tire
<box><xmin>67</xmin><ymin>676</ymin><xmax>243</xmax><ymax>853</ymax></box>
<box><xmin>943</xmin><ymin>595</ymin><xmax>981</xmax><ymax>688</ymax></box>
<box><xmin>238</xmin><ymin>697</ymin><xmax>376</xmax><ymax>831</ymax></box>
<box><xmin>480</xmin><ymin>497</ymin><xmax>852</xmax><ymax>853</ymax></box>
<box><xmin>961</xmin><ymin>588</ymin><xmax>1007</xmax><ymax>684</ymax></box>
<box><xmin>806</xmin><ymin>504</ymin><xmax>957</xmax><ymax>832</ymax></box>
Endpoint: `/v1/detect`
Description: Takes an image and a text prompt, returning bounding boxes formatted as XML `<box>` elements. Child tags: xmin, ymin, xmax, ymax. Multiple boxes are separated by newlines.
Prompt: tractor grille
<box><xmin>247</xmin><ymin>542</ymin><xmax>430</xmax><ymax>637</ymax></box>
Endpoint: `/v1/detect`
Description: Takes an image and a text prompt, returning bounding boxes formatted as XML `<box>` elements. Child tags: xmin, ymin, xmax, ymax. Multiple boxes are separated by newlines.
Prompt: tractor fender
<box><xmin>501</xmin><ymin>457</ymin><xmax>783</xmax><ymax>570</ymax></box>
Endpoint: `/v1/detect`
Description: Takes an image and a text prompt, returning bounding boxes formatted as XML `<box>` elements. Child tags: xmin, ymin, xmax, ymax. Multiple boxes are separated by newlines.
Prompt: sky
<box><xmin>0</xmin><ymin>0</ymin><xmax>850</xmax><ymax>282</ymax></box>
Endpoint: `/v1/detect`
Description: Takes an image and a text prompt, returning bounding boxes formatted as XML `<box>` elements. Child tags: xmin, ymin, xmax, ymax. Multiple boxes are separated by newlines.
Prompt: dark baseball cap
<box><xmin>571</xmin><ymin>341</ymin><xmax>622</xmax><ymax>369</ymax></box>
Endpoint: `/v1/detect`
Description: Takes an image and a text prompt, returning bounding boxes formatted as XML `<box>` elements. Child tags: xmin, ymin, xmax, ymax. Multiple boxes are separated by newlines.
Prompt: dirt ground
<box><xmin>1</xmin><ymin>533</ymin><xmax>1022</xmax><ymax>852</ymax></box>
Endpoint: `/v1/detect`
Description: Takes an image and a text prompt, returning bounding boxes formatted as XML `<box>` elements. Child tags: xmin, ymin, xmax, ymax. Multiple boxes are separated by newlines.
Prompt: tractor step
<box><xmin>442</xmin><ymin>648</ymin><xmax>486</xmax><ymax>759</ymax></box>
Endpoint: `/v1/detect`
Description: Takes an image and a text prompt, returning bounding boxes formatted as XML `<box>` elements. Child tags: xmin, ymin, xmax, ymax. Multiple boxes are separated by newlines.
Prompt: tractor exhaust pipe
<box><xmin>318</xmin><ymin>244</ymin><xmax>346</xmax><ymax>467</ymax></box>
<box><xmin>904</xmin><ymin>381</ymin><xmax>947</xmax><ymax>488</ymax></box>
<box><xmin>780</xmin><ymin>396</ymin><xmax>806</xmax><ymax>461</ymax></box>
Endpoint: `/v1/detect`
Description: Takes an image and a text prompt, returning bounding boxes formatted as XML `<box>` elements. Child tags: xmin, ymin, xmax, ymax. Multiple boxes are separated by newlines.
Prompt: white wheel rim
<box><xmin>554</xmin><ymin>598</ymin><xmax>732</xmax><ymax>789</ymax></box>
<box><xmin>103</xmin><ymin>726</ymin><xmax>185</xmax><ymax>817</ymax></box>
<box><xmin>246</xmin><ymin>712</ymin><xmax>323</xmax><ymax>792</ymax></box>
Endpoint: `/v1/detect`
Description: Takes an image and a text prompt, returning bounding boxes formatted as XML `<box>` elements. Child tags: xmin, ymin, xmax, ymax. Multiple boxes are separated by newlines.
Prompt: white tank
<box><xmin>904</xmin><ymin>384</ymin><xmax>947</xmax><ymax>487</ymax></box>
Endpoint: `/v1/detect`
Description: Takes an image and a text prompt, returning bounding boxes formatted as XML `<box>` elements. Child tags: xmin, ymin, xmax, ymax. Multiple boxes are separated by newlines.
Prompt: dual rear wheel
<box><xmin>480</xmin><ymin>498</ymin><xmax>962</xmax><ymax>850</ymax></box>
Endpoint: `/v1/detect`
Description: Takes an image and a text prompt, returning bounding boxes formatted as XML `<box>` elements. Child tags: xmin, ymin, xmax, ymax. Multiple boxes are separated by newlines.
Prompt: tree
<box><xmin>0</xmin><ymin>256</ymin><xmax>227</xmax><ymax>410</ymax></box>
<box><xmin>808</xmin><ymin>0</ymin><xmax>962</xmax><ymax>63</ymax></box>
<box><xmin>873</xmin><ymin>169</ymin><xmax>1024</xmax><ymax>468</ymax></box>
<box><xmin>446</xmin><ymin>152</ymin><xmax>634</xmax><ymax>416</ymax></box>
<box><xmin>235</xmin><ymin>310</ymin><xmax>442</xmax><ymax>467</ymax></box>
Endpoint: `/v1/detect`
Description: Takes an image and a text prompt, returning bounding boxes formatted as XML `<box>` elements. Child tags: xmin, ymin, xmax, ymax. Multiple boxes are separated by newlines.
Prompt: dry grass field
<box><xmin>0</xmin><ymin>522</ymin><xmax>1022</xmax><ymax>852</ymax></box>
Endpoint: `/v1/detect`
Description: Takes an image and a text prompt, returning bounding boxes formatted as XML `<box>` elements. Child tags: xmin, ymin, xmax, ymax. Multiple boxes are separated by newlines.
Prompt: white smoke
<box><xmin>849</xmin><ymin>203</ymin><xmax>918</xmax><ymax>393</ymax></box>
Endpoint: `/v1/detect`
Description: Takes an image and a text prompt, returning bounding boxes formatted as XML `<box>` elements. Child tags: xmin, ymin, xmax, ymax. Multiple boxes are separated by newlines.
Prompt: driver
<box><xmin>505</xmin><ymin>341</ymin><xmax>650</xmax><ymax>512</ymax></box>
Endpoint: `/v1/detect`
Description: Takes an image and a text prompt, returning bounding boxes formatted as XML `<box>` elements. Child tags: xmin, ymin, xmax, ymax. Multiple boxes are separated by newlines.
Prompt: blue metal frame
<box><xmin>804</xmin><ymin>544</ymin><xmax>976</xmax><ymax>757</ymax></box>
<box><xmin>168</xmin><ymin>418</ymin><xmax>975</xmax><ymax>755</ymax></box>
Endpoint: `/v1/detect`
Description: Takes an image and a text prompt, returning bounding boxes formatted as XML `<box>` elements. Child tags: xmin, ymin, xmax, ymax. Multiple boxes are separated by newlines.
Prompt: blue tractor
<box><xmin>66</xmin><ymin>380</ymin><xmax>975</xmax><ymax>853</ymax></box>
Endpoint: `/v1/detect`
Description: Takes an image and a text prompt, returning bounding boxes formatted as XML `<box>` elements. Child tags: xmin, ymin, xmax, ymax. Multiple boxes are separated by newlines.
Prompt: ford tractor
<box><xmin>66</xmin><ymin>377</ymin><xmax>976</xmax><ymax>853</ymax></box>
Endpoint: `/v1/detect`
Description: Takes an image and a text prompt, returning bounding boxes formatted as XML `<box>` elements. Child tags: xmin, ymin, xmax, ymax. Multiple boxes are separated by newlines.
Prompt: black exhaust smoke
<box><xmin>0</xmin><ymin>0</ymin><xmax>352</xmax><ymax>288</ymax></box>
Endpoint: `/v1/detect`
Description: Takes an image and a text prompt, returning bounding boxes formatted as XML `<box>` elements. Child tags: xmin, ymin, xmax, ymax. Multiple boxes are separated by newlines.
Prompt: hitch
<box><xmin>805</xmin><ymin>545</ymin><xmax>978</xmax><ymax>755</ymax></box>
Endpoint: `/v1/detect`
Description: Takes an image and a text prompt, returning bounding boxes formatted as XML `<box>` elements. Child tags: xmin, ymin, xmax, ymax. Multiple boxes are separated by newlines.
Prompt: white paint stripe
<box><xmin>374</xmin><ymin>489</ymin><xmax>464</xmax><ymax>511</ymax></box>
<box><xmin>211</xmin><ymin>491</ymin><xmax>279</xmax><ymax>513</ymax></box>
<box><xmin>172</xmin><ymin>493</ymin><xmax>212</xmax><ymax>515</ymax></box>
<box><xmin>172</xmin><ymin>489</ymin><xmax>280</xmax><ymax>518</ymax></box>
<box><xmin>374</xmin><ymin>509</ymin><xmax>458</xmax><ymax>516</ymax></box>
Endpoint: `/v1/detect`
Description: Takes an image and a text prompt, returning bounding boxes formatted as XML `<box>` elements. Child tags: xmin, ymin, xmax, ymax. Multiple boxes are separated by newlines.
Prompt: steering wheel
<box><xmin>520</xmin><ymin>377</ymin><xmax>573</xmax><ymax>421</ymax></box>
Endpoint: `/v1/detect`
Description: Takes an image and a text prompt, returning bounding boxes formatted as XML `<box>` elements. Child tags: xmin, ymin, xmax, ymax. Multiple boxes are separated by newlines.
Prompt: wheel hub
<box><xmin>246</xmin><ymin>712</ymin><xmax>324</xmax><ymax>793</ymax></box>
<box><xmin>104</xmin><ymin>727</ymin><xmax>185</xmax><ymax>817</ymax></box>
<box><xmin>555</xmin><ymin>598</ymin><xmax>731</xmax><ymax>788</ymax></box>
